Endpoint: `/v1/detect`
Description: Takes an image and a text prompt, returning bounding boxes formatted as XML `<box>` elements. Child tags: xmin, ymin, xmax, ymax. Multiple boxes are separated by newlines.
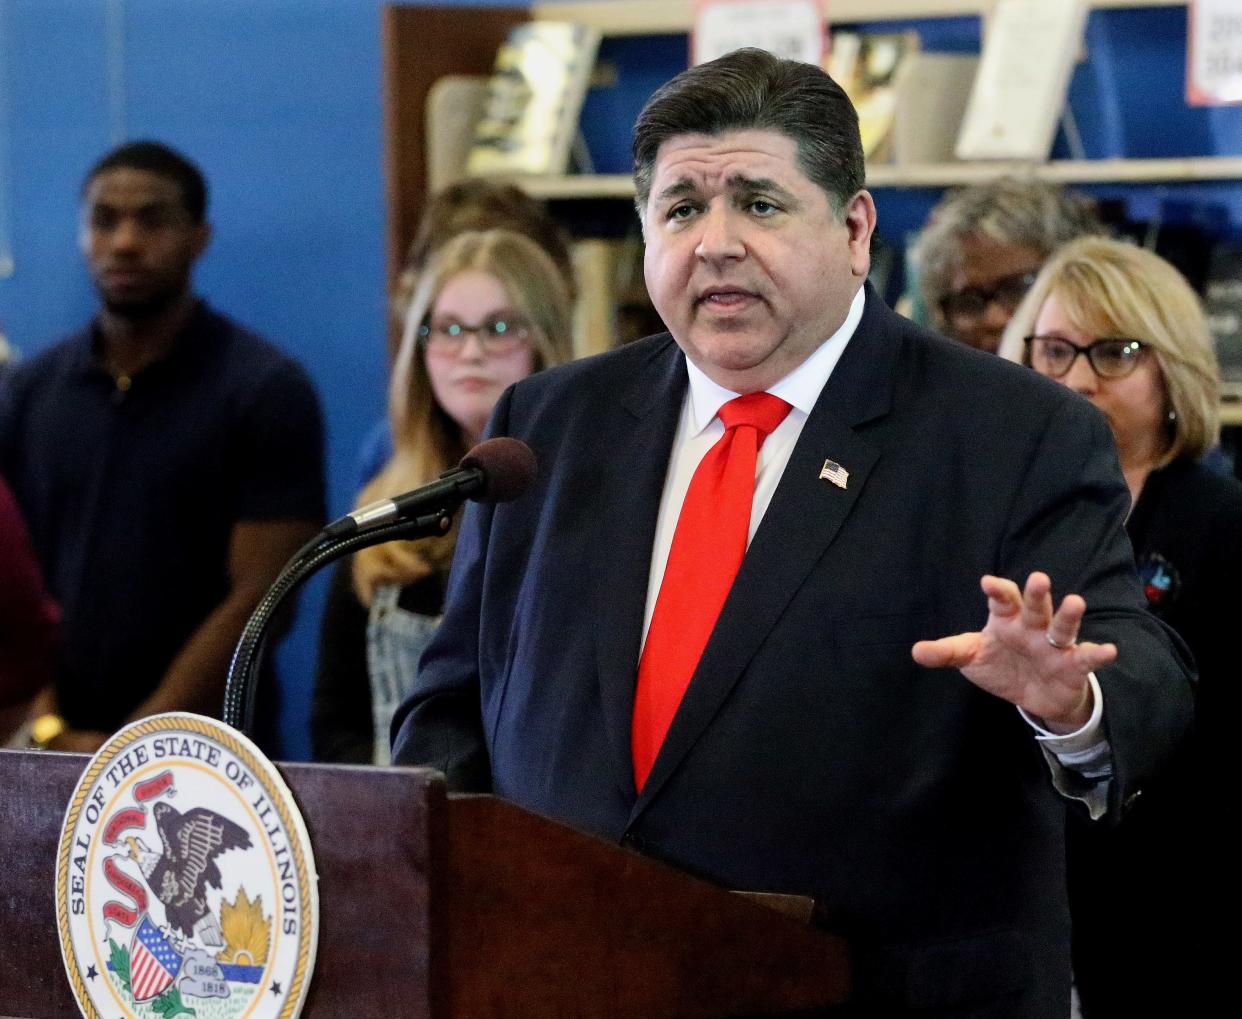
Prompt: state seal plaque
<box><xmin>55</xmin><ymin>713</ymin><xmax>318</xmax><ymax>1018</ymax></box>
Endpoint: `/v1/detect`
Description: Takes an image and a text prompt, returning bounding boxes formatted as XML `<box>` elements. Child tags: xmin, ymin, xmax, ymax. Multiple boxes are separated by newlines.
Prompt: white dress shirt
<box><xmin>641</xmin><ymin>287</ymin><xmax>865</xmax><ymax>643</ymax></box>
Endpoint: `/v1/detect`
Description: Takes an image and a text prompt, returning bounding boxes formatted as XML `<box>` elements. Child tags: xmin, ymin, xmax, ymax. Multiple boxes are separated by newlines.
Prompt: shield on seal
<box><xmin>128</xmin><ymin>914</ymin><xmax>183</xmax><ymax>1001</ymax></box>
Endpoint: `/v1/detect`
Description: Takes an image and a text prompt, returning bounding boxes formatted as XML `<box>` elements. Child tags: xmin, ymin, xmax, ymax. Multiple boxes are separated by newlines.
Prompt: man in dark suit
<box><xmin>392</xmin><ymin>50</ymin><xmax>1192</xmax><ymax>1016</ymax></box>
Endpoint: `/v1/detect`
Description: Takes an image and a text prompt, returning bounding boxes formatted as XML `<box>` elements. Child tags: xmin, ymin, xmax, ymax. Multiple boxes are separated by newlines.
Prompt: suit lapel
<box><xmin>631</xmin><ymin>287</ymin><xmax>904</xmax><ymax>818</ymax></box>
<box><xmin>592</xmin><ymin>336</ymin><xmax>687</xmax><ymax>803</ymax></box>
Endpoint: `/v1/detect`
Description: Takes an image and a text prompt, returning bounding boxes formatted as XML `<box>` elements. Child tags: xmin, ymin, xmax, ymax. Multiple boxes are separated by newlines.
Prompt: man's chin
<box><xmin>683</xmin><ymin>326</ymin><xmax>773</xmax><ymax>368</ymax></box>
<box><xmin>680</xmin><ymin>341</ymin><xmax>785</xmax><ymax>392</ymax></box>
<box><xmin>99</xmin><ymin>287</ymin><xmax>179</xmax><ymax>320</ymax></box>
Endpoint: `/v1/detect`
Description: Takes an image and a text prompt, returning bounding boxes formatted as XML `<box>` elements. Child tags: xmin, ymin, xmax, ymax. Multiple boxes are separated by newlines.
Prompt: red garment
<box><xmin>0</xmin><ymin>476</ymin><xmax>59</xmax><ymax>706</ymax></box>
<box><xmin>632</xmin><ymin>393</ymin><xmax>791</xmax><ymax>789</ymax></box>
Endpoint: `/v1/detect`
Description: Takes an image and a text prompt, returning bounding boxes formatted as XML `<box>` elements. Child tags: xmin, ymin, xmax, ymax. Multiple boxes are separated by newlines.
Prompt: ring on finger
<box><xmin>1045</xmin><ymin>631</ymin><xmax>1076</xmax><ymax>651</ymax></box>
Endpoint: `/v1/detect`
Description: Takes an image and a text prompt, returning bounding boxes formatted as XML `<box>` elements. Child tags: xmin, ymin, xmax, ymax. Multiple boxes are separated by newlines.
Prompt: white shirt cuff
<box><xmin>1019</xmin><ymin>673</ymin><xmax>1112</xmax><ymax>820</ymax></box>
<box><xmin>1021</xmin><ymin>672</ymin><xmax>1104</xmax><ymax>751</ymax></box>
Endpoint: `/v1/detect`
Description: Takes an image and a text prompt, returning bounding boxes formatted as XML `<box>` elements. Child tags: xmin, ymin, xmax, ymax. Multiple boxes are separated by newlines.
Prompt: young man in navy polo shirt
<box><xmin>0</xmin><ymin>141</ymin><xmax>325</xmax><ymax>753</ymax></box>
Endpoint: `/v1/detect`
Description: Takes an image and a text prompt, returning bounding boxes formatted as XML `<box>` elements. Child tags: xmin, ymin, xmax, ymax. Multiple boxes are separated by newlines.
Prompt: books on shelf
<box><xmin>1202</xmin><ymin>241</ymin><xmax>1242</xmax><ymax>395</ymax></box>
<box><xmin>892</xmin><ymin>53</ymin><xmax>978</xmax><ymax>165</ymax></box>
<box><xmin>825</xmin><ymin>30</ymin><xmax>919</xmax><ymax>163</ymax></box>
<box><xmin>955</xmin><ymin>0</ymin><xmax>1088</xmax><ymax>161</ymax></box>
<box><xmin>465</xmin><ymin>21</ymin><xmax>602</xmax><ymax>178</ymax></box>
<box><xmin>571</xmin><ymin>236</ymin><xmax>663</xmax><ymax>356</ymax></box>
<box><xmin>426</xmin><ymin>75</ymin><xmax>491</xmax><ymax>193</ymax></box>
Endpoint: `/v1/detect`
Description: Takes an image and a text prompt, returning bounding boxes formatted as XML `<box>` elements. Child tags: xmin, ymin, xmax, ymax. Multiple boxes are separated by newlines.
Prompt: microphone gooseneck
<box><xmin>222</xmin><ymin>437</ymin><xmax>537</xmax><ymax>735</ymax></box>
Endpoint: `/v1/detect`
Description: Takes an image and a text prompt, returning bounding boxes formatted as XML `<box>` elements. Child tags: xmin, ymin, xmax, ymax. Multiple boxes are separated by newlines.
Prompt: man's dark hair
<box><xmin>633</xmin><ymin>48</ymin><xmax>864</xmax><ymax>217</ymax></box>
<box><xmin>82</xmin><ymin>140</ymin><xmax>208</xmax><ymax>224</ymax></box>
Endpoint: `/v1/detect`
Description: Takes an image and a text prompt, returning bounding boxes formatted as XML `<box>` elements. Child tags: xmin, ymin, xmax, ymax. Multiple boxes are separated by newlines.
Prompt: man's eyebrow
<box><xmin>652</xmin><ymin>175</ymin><xmax>803</xmax><ymax>208</ymax></box>
<box><xmin>727</xmin><ymin>175</ymin><xmax>800</xmax><ymax>207</ymax></box>
<box><xmin>653</xmin><ymin>179</ymin><xmax>699</xmax><ymax>204</ymax></box>
<box><xmin>89</xmin><ymin>199</ymin><xmax>178</xmax><ymax>215</ymax></box>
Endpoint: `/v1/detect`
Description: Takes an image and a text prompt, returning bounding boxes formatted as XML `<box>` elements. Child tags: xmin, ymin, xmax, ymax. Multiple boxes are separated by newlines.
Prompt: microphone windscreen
<box><xmin>459</xmin><ymin>437</ymin><xmax>537</xmax><ymax>503</ymax></box>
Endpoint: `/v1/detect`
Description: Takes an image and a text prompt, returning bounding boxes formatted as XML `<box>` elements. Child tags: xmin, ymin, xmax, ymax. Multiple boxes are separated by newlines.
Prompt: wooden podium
<box><xmin>0</xmin><ymin>749</ymin><xmax>849</xmax><ymax>1017</ymax></box>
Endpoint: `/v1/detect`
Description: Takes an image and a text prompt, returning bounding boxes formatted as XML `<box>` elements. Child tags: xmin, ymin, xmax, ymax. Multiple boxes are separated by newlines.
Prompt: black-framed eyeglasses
<box><xmin>418</xmin><ymin>315</ymin><xmax>531</xmax><ymax>354</ymax></box>
<box><xmin>1024</xmin><ymin>335</ymin><xmax>1147</xmax><ymax>380</ymax></box>
<box><xmin>940</xmin><ymin>271</ymin><xmax>1039</xmax><ymax>322</ymax></box>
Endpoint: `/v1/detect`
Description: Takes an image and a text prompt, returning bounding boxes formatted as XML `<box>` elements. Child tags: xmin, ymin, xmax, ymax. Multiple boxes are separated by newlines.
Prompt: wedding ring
<box><xmin>1045</xmin><ymin>631</ymin><xmax>1075</xmax><ymax>651</ymax></box>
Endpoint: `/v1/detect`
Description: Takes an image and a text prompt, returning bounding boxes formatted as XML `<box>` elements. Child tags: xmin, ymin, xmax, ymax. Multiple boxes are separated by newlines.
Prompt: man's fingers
<box><xmin>1047</xmin><ymin>593</ymin><xmax>1086</xmax><ymax>649</ymax></box>
<box><xmin>979</xmin><ymin>575</ymin><xmax>1021</xmax><ymax>618</ymax></box>
<box><xmin>912</xmin><ymin>633</ymin><xmax>981</xmax><ymax>669</ymax></box>
<box><xmin>1069</xmin><ymin>640</ymin><xmax>1117</xmax><ymax>673</ymax></box>
<box><xmin>1019</xmin><ymin>572</ymin><xmax>1054</xmax><ymax>631</ymax></box>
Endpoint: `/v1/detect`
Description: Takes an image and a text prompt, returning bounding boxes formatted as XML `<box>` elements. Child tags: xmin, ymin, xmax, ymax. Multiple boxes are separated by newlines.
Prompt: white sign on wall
<box><xmin>1188</xmin><ymin>0</ymin><xmax>1242</xmax><ymax>106</ymax></box>
<box><xmin>692</xmin><ymin>0</ymin><xmax>825</xmax><ymax>67</ymax></box>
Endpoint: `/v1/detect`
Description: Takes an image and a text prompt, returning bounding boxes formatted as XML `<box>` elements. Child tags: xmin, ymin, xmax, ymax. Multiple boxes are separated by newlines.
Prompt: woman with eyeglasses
<box><xmin>355</xmin><ymin>179</ymin><xmax>577</xmax><ymax>490</ymax></box>
<box><xmin>313</xmin><ymin>229</ymin><xmax>573</xmax><ymax>764</ymax></box>
<box><xmin>1000</xmin><ymin>235</ymin><xmax>1240</xmax><ymax>1017</ymax></box>
<box><xmin>918</xmin><ymin>177</ymin><xmax>1103</xmax><ymax>354</ymax></box>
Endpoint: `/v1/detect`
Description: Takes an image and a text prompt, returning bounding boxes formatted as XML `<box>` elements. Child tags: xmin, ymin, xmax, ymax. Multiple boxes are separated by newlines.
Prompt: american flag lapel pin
<box><xmin>819</xmin><ymin>459</ymin><xmax>849</xmax><ymax>489</ymax></box>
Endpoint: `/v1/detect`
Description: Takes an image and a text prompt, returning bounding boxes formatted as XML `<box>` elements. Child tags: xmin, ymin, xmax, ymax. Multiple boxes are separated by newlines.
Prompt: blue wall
<box><xmin>2</xmin><ymin>0</ymin><xmax>1241</xmax><ymax>757</ymax></box>
<box><xmin>0</xmin><ymin>0</ymin><xmax>513</xmax><ymax>759</ymax></box>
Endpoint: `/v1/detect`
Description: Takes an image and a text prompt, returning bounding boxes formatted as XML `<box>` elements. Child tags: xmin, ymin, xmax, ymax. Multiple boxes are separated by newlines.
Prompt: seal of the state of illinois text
<box><xmin>56</xmin><ymin>713</ymin><xmax>318</xmax><ymax>1018</ymax></box>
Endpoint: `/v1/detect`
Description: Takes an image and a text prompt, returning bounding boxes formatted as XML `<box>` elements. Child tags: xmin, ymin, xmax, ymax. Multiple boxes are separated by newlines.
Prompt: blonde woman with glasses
<box><xmin>314</xmin><ymin>229</ymin><xmax>573</xmax><ymax>765</ymax></box>
<box><xmin>1001</xmin><ymin>235</ymin><xmax>1240</xmax><ymax>1017</ymax></box>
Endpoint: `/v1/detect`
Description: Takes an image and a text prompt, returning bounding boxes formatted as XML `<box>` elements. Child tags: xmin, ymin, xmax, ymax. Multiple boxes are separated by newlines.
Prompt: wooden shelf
<box><xmin>524</xmin><ymin>2</ymin><xmax>1217</xmax><ymax>196</ymax></box>
<box><xmin>866</xmin><ymin>156</ymin><xmax>1242</xmax><ymax>186</ymax></box>
<box><xmin>1220</xmin><ymin>399</ymin><xmax>1242</xmax><ymax>427</ymax></box>
<box><xmin>511</xmin><ymin>157</ymin><xmax>1242</xmax><ymax>200</ymax></box>
<box><xmin>521</xmin><ymin>174</ymin><xmax>636</xmax><ymax>199</ymax></box>
<box><xmin>531</xmin><ymin>0</ymin><xmax>1183</xmax><ymax>38</ymax></box>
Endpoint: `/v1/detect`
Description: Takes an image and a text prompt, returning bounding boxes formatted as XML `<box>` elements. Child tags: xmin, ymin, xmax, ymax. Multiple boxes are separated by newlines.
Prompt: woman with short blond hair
<box><xmin>1001</xmin><ymin>236</ymin><xmax>1218</xmax><ymax>478</ymax></box>
<box><xmin>1001</xmin><ymin>235</ymin><xmax>1239</xmax><ymax>1017</ymax></box>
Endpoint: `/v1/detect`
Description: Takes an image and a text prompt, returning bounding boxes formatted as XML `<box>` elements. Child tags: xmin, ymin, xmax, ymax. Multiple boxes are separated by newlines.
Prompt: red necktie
<box><xmin>632</xmin><ymin>392</ymin><xmax>793</xmax><ymax>790</ymax></box>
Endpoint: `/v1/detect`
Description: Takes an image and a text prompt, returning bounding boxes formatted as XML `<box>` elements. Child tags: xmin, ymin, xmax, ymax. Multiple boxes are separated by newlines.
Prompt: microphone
<box><xmin>322</xmin><ymin>436</ymin><xmax>537</xmax><ymax>539</ymax></box>
<box><xmin>223</xmin><ymin>436</ymin><xmax>537</xmax><ymax>734</ymax></box>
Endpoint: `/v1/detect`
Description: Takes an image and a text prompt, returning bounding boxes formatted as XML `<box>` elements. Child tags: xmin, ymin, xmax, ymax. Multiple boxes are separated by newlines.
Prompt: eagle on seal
<box><xmin>127</xmin><ymin>801</ymin><xmax>251</xmax><ymax>947</ymax></box>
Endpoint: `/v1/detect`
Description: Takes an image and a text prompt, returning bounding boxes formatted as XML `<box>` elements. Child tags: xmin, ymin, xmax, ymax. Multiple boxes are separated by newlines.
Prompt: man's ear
<box><xmin>191</xmin><ymin>222</ymin><xmax>212</xmax><ymax>260</ymax></box>
<box><xmin>843</xmin><ymin>190</ymin><xmax>877</xmax><ymax>279</ymax></box>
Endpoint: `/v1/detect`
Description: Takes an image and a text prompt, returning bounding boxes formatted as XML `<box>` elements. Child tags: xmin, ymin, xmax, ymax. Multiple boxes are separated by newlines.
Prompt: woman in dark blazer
<box><xmin>1003</xmin><ymin>236</ymin><xmax>1241</xmax><ymax>1017</ymax></box>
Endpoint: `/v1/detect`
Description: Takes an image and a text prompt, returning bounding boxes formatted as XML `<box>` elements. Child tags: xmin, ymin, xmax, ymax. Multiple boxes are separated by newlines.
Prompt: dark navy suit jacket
<box><xmin>392</xmin><ymin>289</ymin><xmax>1193</xmax><ymax>1017</ymax></box>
